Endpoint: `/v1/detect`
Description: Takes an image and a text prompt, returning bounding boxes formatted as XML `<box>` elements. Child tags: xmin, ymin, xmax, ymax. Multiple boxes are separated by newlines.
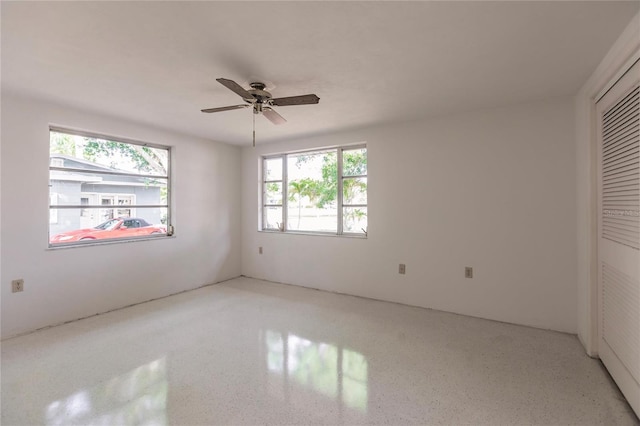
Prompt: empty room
<box><xmin>1</xmin><ymin>1</ymin><xmax>639</xmax><ymax>425</ymax></box>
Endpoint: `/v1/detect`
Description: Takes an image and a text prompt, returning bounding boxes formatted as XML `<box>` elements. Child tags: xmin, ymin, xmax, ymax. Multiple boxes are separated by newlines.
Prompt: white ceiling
<box><xmin>2</xmin><ymin>1</ymin><xmax>638</xmax><ymax>146</ymax></box>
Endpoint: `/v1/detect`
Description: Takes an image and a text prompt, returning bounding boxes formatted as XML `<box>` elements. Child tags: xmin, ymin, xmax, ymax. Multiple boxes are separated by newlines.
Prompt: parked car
<box><xmin>50</xmin><ymin>218</ymin><xmax>166</xmax><ymax>243</ymax></box>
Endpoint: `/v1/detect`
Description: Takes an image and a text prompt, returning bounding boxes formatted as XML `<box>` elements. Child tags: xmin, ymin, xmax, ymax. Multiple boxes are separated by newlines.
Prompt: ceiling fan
<box><xmin>202</xmin><ymin>78</ymin><xmax>320</xmax><ymax>146</ymax></box>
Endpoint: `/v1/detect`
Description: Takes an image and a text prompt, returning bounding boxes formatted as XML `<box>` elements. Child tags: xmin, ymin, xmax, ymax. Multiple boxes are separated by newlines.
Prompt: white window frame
<box><xmin>261</xmin><ymin>144</ymin><xmax>367</xmax><ymax>237</ymax></box>
<box><xmin>48</xmin><ymin>127</ymin><xmax>172</xmax><ymax>247</ymax></box>
<box><xmin>262</xmin><ymin>156</ymin><xmax>286</xmax><ymax>231</ymax></box>
<box><xmin>49</xmin><ymin>193</ymin><xmax>59</xmax><ymax>224</ymax></box>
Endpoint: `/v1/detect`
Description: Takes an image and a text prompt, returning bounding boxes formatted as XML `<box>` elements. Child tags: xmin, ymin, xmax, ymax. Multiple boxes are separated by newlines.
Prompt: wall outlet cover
<box><xmin>12</xmin><ymin>279</ymin><xmax>24</xmax><ymax>293</ymax></box>
<box><xmin>465</xmin><ymin>267</ymin><xmax>473</xmax><ymax>278</ymax></box>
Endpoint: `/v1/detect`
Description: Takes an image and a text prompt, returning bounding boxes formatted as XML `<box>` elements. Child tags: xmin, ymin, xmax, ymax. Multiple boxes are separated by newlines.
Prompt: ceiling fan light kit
<box><xmin>202</xmin><ymin>78</ymin><xmax>320</xmax><ymax>146</ymax></box>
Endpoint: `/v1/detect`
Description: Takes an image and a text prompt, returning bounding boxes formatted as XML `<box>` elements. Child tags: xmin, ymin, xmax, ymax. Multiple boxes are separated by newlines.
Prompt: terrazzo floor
<box><xmin>1</xmin><ymin>276</ymin><xmax>638</xmax><ymax>425</ymax></box>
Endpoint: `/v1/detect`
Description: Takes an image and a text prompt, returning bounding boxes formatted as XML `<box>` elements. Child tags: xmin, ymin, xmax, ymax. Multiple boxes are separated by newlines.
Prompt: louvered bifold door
<box><xmin>602</xmin><ymin>85</ymin><xmax>640</xmax><ymax>248</ymax></box>
<box><xmin>597</xmin><ymin>59</ymin><xmax>640</xmax><ymax>417</ymax></box>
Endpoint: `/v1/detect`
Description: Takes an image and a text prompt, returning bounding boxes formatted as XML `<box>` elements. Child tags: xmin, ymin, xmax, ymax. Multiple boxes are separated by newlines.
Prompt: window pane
<box><xmin>264</xmin><ymin>182</ymin><xmax>283</xmax><ymax>205</ymax></box>
<box><xmin>288</xmin><ymin>204</ymin><xmax>338</xmax><ymax>233</ymax></box>
<box><xmin>287</xmin><ymin>150</ymin><xmax>338</xmax><ymax>232</ymax></box>
<box><xmin>343</xmin><ymin>177</ymin><xmax>367</xmax><ymax>205</ymax></box>
<box><xmin>50</xmin><ymin>131</ymin><xmax>168</xmax><ymax>176</ymax></box>
<box><xmin>50</xmin><ymin>171</ymin><xmax>167</xmax><ymax>208</ymax></box>
<box><xmin>343</xmin><ymin>148</ymin><xmax>367</xmax><ymax>176</ymax></box>
<box><xmin>264</xmin><ymin>157</ymin><xmax>283</xmax><ymax>181</ymax></box>
<box><xmin>49</xmin><ymin>207</ymin><xmax>168</xmax><ymax>245</ymax></box>
<box><xmin>263</xmin><ymin>206</ymin><xmax>282</xmax><ymax>230</ymax></box>
<box><xmin>50</xmin><ymin>129</ymin><xmax>171</xmax><ymax>247</ymax></box>
<box><xmin>49</xmin><ymin>193</ymin><xmax>59</xmax><ymax>224</ymax></box>
<box><xmin>343</xmin><ymin>207</ymin><xmax>367</xmax><ymax>234</ymax></box>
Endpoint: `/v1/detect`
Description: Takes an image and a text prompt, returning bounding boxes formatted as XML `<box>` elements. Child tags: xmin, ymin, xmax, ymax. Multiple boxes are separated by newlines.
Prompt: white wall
<box><xmin>242</xmin><ymin>97</ymin><xmax>578</xmax><ymax>333</ymax></box>
<box><xmin>1</xmin><ymin>92</ymin><xmax>242</xmax><ymax>339</ymax></box>
<box><xmin>575</xmin><ymin>12</ymin><xmax>640</xmax><ymax>355</ymax></box>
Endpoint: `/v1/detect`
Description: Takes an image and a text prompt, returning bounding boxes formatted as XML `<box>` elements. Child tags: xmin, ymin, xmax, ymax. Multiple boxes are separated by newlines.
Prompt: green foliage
<box><xmin>317</xmin><ymin>154</ymin><xmax>338</xmax><ymax>208</ymax></box>
<box><xmin>343</xmin><ymin>150</ymin><xmax>367</xmax><ymax>176</ymax></box>
<box><xmin>316</xmin><ymin>150</ymin><xmax>367</xmax><ymax>208</ymax></box>
<box><xmin>287</xmin><ymin>150</ymin><xmax>367</xmax><ymax>208</ymax></box>
<box><xmin>50</xmin><ymin>132</ymin><xmax>77</xmax><ymax>156</ymax></box>
<box><xmin>266</xmin><ymin>182</ymin><xmax>280</xmax><ymax>193</ymax></box>
<box><xmin>50</xmin><ymin>132</ymin><xmax>168</xmax><ymax>175</ymax></box>
<box><xmin>288</xmin><ymin>178</ymin><xmax>321</xmax><ymax>203</ymax></box>
<box><xmin>288</xmin><ymin>178</ymin><xmax>320</xmax><ymax>227</ymax></box>
<box><xmin>343</xmin><ymin>207</ymin><xmax>367</xmax><ymax>233</ymax></box>
<box><xmin>83</xmin><ymin>139</ymin><xmax>166</xmax><ymax>174</ymax></box>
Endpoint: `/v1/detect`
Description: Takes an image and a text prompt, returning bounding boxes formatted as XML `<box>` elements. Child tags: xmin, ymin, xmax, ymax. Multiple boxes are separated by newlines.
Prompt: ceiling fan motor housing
<box><xmin>246</xmin><ymin>82</ymin><xmax>272</xmax><ymax>106</ymax></box>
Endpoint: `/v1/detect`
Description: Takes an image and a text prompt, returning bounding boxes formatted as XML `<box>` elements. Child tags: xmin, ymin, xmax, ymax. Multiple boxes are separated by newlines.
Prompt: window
<box><xmin>49</xmin><ymin>128</ymin><xmax>171</xmax><ymax>246</ymax></box>
<box><xmin>262</xmin><ymin>145</ymin><xmax>367</xmax><ymax>236</ymax></box>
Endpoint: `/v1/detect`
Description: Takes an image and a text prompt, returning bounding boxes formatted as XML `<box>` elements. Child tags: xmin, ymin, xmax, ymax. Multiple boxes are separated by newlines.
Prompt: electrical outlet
<box><xmin>259</xmin><ymin>246</ymin><xmax>263</xmax><ymax>254</ymax></box>
<box><xmin>399</xmin><ymin>264</ymin><xmax>406</xmax><ymax>275</ymax></box>
<box><xmin>465</xmin><ymin>267</ymin><xmax>473</xmax><ymax>278</ymax></box>
<box><xmin>12</xmin><ymin>279</ymin><xmax>24</xmax><ymax>293</ymax></box>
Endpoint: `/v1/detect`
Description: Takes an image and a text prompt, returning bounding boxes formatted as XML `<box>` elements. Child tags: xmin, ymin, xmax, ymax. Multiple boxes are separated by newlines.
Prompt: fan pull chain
<box><xmin>252</xmin><ymin>112</ymin><xmax>256</xmax><ymax>147</ymax></box>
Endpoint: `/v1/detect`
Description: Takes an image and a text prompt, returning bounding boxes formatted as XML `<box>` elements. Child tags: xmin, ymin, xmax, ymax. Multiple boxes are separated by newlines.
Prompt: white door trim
<box><xmin>578</xmin><ymin>12</ymin><xmax>640</xmax><ymax>356</ymax></box>
<box><xmin>595</xmin><ymin>60</ymin><xmax>640</xmax><ymax>415</ymax></box>
<box><xmin>596</xmin><ymin>51</ymin><xmax>640</xmax><ymax>103</ymax></box>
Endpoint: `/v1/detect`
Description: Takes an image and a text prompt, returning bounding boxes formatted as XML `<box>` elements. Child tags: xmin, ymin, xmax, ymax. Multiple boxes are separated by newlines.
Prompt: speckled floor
<box><xmin>1</xmin><ymin>277</ymin><xmax>638</xmax><ymax>425</ymax></box>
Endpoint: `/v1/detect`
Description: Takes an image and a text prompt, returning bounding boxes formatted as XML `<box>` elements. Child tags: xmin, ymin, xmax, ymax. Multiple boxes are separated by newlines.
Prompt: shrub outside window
<box><xmin>49</xmin><ymin>128</ymin><xmax>171</xmax><ymax>247</ymax></box>
<box><xmin>262</xmin><ymin>145</ymin><xmax>367</xmax><ymax>236</ymax></box>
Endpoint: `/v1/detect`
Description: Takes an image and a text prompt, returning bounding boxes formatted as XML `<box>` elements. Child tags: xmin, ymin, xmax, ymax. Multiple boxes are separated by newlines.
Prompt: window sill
<box><xmin>46</xmin><ymin>234</ymin><xmax>176</xmax><ymax>250</ymax></box>
<box><xmin>259</xmin><ymin>230</ymin><xmax>367</xmax><ymax>239</ymax></box>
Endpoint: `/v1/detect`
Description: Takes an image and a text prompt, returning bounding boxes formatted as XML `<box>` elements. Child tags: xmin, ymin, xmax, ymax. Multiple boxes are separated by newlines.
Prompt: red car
<box><xmin>50</xmin><ymin>218</ymin><xmax>166</xmax><ymax>243</ymax></box>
